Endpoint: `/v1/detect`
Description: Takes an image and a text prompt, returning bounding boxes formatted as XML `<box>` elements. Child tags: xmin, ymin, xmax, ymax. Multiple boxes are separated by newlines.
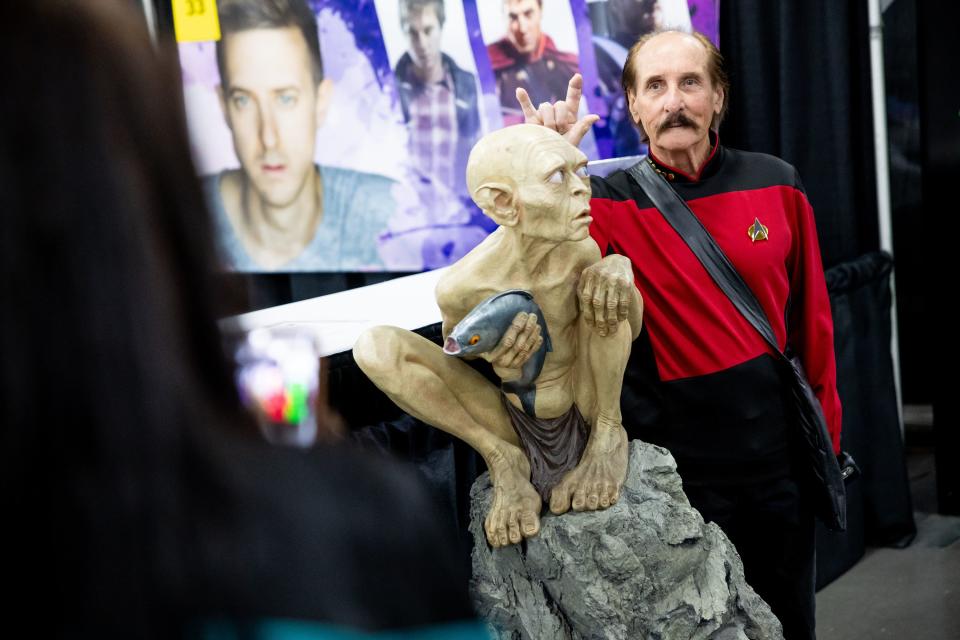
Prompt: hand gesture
<box><xmin>516</xmin><ymin>73</ymin><xmax>600</xmax><ymax>147</ymax></box>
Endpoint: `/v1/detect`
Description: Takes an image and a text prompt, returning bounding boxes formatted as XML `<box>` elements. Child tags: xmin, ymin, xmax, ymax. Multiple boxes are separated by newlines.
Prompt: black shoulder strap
<box><xmin>626</xmin><ymin>159</ymin><xmax>782</xmax><ymax>357</ymax></box>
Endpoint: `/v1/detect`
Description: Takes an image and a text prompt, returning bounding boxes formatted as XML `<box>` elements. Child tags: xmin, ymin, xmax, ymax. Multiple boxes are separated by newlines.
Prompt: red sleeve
<box><xmin>786</xmin><ymin>183</ymin><xmax>843</xmax><ymax>454</ymax></box>
<box><xmin>487</xmin><ymin>40</ymin><xmax>514</xmax><ymax>72</ymax></box>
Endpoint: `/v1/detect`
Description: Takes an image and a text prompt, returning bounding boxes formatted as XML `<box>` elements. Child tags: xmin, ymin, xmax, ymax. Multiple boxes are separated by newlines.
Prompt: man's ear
<box><xmin>627</xmin><ymin>89</ymin><xmax>640</xmax><ymax>125</ymax></box>
<box><xmin>315</xmin><ymin>78</ymin><xmax>334</xmax><ymax>127</ymax></box>
<box><xmin>713</xmin><ymin>84</ymin><xmax>725</xmax><ymax>117</ymax></box>
<box><xmin>473</xmin><ymin>181</ymin><xmax>519</xmax><ymax>227</ymax></box>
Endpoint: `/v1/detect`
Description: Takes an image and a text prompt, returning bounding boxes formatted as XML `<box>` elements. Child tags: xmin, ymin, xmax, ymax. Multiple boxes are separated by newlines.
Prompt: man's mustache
<box><xmin>657</xmin><ymin>112</ymin><xmax>696</xmax><ymax>133</ymax></box>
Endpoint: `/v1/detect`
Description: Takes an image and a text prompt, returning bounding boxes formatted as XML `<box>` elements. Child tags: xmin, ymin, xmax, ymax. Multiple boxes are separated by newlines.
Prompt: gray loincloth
<box><xmin>501</xmin><ymin>393</ymin><xmax>589</xmax><ymax>502</ymax></box>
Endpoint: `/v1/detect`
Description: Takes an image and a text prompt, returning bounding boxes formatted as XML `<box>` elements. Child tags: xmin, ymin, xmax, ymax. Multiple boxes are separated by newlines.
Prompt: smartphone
<box><xmin>232</xmin><ymin>325</ymin><xmax>321</xmax><ymax>448</ymax></box>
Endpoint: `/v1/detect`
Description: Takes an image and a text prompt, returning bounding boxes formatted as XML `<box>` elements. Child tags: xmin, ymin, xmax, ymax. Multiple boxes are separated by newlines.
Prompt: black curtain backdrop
<box><xmin>917</xmin><ymin>0</ymin><xmax>959</xmax><ymax>515</ymax></box>
<box><xmin>719</xmin><ymin>0</ymin><xmax>879</xmax><ymax>268</ymax></box>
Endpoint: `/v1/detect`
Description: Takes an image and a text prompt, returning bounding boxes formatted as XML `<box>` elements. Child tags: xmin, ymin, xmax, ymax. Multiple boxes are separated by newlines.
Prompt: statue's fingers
<box><xmin>488</xmin><ymin>312</ymin><xmax>526</xmax><ymax>363</ymax></box>
<box><xmin>507</xmin><ymin>317</ymin><xmax>539</xmax><ymax>366</ymax></box>
<box><xmin>618</xmin><ymin>283</ymin><xmax>631</xmax><ymax>322</ymax></box>
<box><xmin>592</xmin><ymin>287</ymin><xmax>607</xmax><ymax>336</ymax></box>
<box><xmin>501</xmin><ymin>312</ymin><xmax>527</xmax><ymax>348</ymax></box>
<box><xmin>605</xmin><ymin>280</ymin><xmax>620</xmax><ymax>329</ymax></box>
<box><xmin>579</xmin><ymin>273</ymin><xmax>597</xmax><ymax>326</ymax></box>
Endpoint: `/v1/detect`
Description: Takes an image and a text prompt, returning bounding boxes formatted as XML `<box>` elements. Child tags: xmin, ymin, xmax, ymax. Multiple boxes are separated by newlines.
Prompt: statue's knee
<box><xmin>353</xmin><ymin>325</ymin><xmax>406</xmax><ymax>380</ymax></box>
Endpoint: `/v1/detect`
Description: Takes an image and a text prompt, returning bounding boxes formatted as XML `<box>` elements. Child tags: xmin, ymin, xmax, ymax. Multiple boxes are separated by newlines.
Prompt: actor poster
<box><xmin>181</xmin><ymin>0</ymin><xmax>414</xmax><ymax>272</ymax></box>
<box><xmin>373</xmin><ymin>0</ymin><xmax>499</xmax><ymax>270</ymax></box>
<box><xmin>476</xmin><ymin>0</ymin><xmax>601</xmax><ymax>159</ymax></box>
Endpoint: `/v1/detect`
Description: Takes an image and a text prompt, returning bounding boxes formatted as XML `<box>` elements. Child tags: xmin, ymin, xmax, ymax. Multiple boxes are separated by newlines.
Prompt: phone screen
<box><xmin>232</xmin><ymin>326</ymin><xmax>321</xmax><ymax>448</ymax></box>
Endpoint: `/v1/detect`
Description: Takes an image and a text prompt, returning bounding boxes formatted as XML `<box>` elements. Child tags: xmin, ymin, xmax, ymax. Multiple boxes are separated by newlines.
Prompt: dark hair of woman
<box><xmin>0</xmin><ymin>2</ymin><xmax>475</xmax><ymax>635</ymax></box>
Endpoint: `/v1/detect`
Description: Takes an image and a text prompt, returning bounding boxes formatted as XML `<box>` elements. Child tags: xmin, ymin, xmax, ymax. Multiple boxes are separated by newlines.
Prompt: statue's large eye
<box><xmin>469</xmin><ymin>335</ymin><xmax>480</xmax><ymax>345</ymax></box>
<box><xmin>575</xmin><ymin>165</ymin><xmax>589</xmax><ymax>178</ymax></box>
<box><xmin>547</xmin><ymin>169</ymin><xmax>563</xmax><ymax>184</ymax></box>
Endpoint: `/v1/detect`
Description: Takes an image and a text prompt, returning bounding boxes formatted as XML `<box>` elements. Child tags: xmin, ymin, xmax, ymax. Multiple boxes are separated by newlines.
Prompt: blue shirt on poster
<box><xmin>204</xmin><ymin>165</ymin><xmax>395</xmax><ymax>272</ymax></box>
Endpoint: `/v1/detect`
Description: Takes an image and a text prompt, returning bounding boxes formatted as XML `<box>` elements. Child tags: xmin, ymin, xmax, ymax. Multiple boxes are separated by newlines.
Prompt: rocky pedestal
<box><xmin>470</xmin><ymin>440</ymin><xmax>784</xmax><ymax>640</ymax></box>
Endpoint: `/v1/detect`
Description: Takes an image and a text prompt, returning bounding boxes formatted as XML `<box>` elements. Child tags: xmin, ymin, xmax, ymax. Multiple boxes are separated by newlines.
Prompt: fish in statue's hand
<box><xmin>442</xmin><ymin>290</ymin><xmax>552</xmax><ymax>417</ymax></box>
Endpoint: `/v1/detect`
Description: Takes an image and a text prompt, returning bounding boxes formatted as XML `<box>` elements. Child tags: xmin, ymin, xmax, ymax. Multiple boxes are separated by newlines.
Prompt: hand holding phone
<box><xmin>234</xmin><ymin>326</ymin><xmax>321</xmax><ymax>448</ymax></box>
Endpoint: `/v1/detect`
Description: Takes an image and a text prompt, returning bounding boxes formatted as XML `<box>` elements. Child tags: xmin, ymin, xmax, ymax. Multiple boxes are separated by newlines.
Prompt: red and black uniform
<box><xmin>487</xmin><ymin>35</ymin><xmax>579</xmax><ymax>126</ymax></box>
<box><xmin>590</xmin><ymin>134</ymin><xmax>840</xmax><ymax>639</ymax></box>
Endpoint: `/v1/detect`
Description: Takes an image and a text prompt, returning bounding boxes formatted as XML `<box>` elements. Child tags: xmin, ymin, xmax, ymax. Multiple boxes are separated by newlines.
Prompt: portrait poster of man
<box><xmin>373</xmin><ymin>0</ymin><xmax>503</xmax><ymax>271</ymax></box>
<box><xmin>180</xmin><ymin>0</ymin><xmax>414</xmax><ymax>272</ymax></box>
<box><xmin>476</xmin><ymin>0</ymin><xmax>602</xmax><ymax>160</ymax></box>
<box><xmin>476</xmin><ymin>1</ymin><xmax>581</xmax><ymax>123</ymax></box>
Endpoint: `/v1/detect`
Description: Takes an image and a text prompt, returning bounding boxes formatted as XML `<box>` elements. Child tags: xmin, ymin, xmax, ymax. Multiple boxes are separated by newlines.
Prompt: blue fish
<box><xmin>443</xmin><ymin>290</ymin><xmax>552</xmax><ymax>417</ymax></box>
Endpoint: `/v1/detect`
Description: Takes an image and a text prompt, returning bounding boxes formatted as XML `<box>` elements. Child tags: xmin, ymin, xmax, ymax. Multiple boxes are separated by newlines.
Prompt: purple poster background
<box><xmin>463</xmin><ymin>1</ymin><xmax>498</xmax><ymax>101</ymax></box>
<box><xmin>180</xmin><ymin>0</ymin><xmax>720</xmax><ymax>273</ymax></box>
<box><xmin>689</xmin><ymin>0</ymin><xmax>720</xmax><ymax>46</ymax></box>
<box><xmin>311</xmin><ymin>0</ymin><xmax>392</xmax><ymax>90</ymax></box>
<box><xmin>571</xmin><ymin>0</ymin><xmax>604</xmax><ymax>125</ymax></box>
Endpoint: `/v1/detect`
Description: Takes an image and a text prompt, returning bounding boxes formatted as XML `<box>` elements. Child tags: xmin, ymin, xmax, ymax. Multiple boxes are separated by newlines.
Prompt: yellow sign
<box><xmin>172</xmin><ymin>0</ymin><xmax>220</xmax><ymax>43</ymax></box>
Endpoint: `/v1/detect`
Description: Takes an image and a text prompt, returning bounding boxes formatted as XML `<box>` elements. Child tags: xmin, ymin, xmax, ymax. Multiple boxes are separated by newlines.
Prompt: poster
<box><xmin>179</xmin><ymin>0</ymin><xmax>720</xmax><ymax>272</ymax></box>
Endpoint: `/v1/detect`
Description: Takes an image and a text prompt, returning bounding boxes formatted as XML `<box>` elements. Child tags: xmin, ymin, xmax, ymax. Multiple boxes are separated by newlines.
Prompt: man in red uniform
<box><xmin>487</xmin><ymin>0</ymin><xmax>579</xmax><ymax>125</ymax></box>
<box><xmin>518</xmin><ymin>31</ymin><xmax>841</xmax><ymax>640</ymax></box>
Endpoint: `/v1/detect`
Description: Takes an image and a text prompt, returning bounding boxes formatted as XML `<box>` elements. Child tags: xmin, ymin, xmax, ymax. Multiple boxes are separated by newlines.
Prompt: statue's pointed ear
<box><xmin>473</xmin><ymin>181</ymin><xmax>519</xmax><ymax>227</ymax></box>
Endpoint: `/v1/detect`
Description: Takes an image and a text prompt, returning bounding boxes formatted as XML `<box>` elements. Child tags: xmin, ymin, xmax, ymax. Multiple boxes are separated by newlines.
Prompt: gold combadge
<box><xmin>748</xmin><ymin>217</ymin><xmax>769</xmax><ymax>242</ymax></box>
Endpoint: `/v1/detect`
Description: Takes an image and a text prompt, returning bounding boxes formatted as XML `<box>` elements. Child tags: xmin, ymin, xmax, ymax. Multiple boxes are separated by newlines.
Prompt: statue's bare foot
<box><xmin>549</xmin><ymin>417</ymin><xmax>628</xmax><ymax>515</ymax></box>
<box><xmin>485</xmin><ymin>444</ymin><xmax>542</xmax><ymax>548</ymax></box>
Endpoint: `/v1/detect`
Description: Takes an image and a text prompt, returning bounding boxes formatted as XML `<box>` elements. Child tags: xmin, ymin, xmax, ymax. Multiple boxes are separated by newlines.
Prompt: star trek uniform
<box><xmin>589</xmin><ymin>133</ymin><xmax>840</xmax><ymax>639</ymax></box>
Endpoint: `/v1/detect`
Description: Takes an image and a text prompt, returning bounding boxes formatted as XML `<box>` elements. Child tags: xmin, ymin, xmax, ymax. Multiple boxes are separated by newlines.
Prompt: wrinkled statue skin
<box><xmin>354</xmin><ymin>124</ymin><xmax>642</xmax><ymax>548</ymax></box>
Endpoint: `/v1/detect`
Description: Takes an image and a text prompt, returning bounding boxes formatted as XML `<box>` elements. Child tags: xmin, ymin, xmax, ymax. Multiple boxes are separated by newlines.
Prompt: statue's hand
<box><xmin>578</xmin><ymin>255</ymin><xmax>636</xmax><ymax>337</ymax></box>
<box><xmin>516</xmin><ymin>73</ymin><xmax>600</xmax><ymax>147</ymax></box>
<box><xmin>482</xmin><ymin>311</ymin><xmax>543</xmax><ymax>381</ymax></box>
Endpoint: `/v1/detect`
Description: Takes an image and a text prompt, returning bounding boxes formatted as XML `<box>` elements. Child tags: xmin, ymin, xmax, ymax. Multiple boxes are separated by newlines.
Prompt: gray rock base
<box><xmin>470</xmin><ymin>440</ymin><xmax>784</xmax><ymax>640</ymax></box>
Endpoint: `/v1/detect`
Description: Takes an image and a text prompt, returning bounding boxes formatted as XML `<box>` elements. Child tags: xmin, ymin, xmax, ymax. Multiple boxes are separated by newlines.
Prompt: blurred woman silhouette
<box><xmin>0</xmin><ymin>2</ymin><xmax>481</xmax><ymax>636</ymax></box>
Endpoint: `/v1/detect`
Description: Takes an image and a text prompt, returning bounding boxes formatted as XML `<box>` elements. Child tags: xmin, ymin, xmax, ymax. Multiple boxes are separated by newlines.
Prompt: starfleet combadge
<box><xmin>748</xmin><ymin>217</ymin><xmax>769</xmax><ymax>242</ymax></box>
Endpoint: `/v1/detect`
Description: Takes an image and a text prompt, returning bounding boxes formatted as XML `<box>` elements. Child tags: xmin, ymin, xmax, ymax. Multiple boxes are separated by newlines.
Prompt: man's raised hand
<box><xmin>516</xmin><ymin>73</ymin><xmax>599</xmax><ymax>147</ymax></box>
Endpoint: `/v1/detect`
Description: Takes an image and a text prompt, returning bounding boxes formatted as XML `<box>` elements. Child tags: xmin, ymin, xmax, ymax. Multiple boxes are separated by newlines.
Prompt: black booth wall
<box><xmin>719</xmin><ymin>0</ymin><xmax>879</xmax><ymax>268</ymax></box>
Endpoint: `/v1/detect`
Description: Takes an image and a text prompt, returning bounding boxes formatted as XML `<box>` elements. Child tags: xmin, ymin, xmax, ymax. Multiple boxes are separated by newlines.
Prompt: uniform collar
<box><xmin>646</xmin><ymin>131</ymin><xmax>723</xmax><ymax>184</ymax></box>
